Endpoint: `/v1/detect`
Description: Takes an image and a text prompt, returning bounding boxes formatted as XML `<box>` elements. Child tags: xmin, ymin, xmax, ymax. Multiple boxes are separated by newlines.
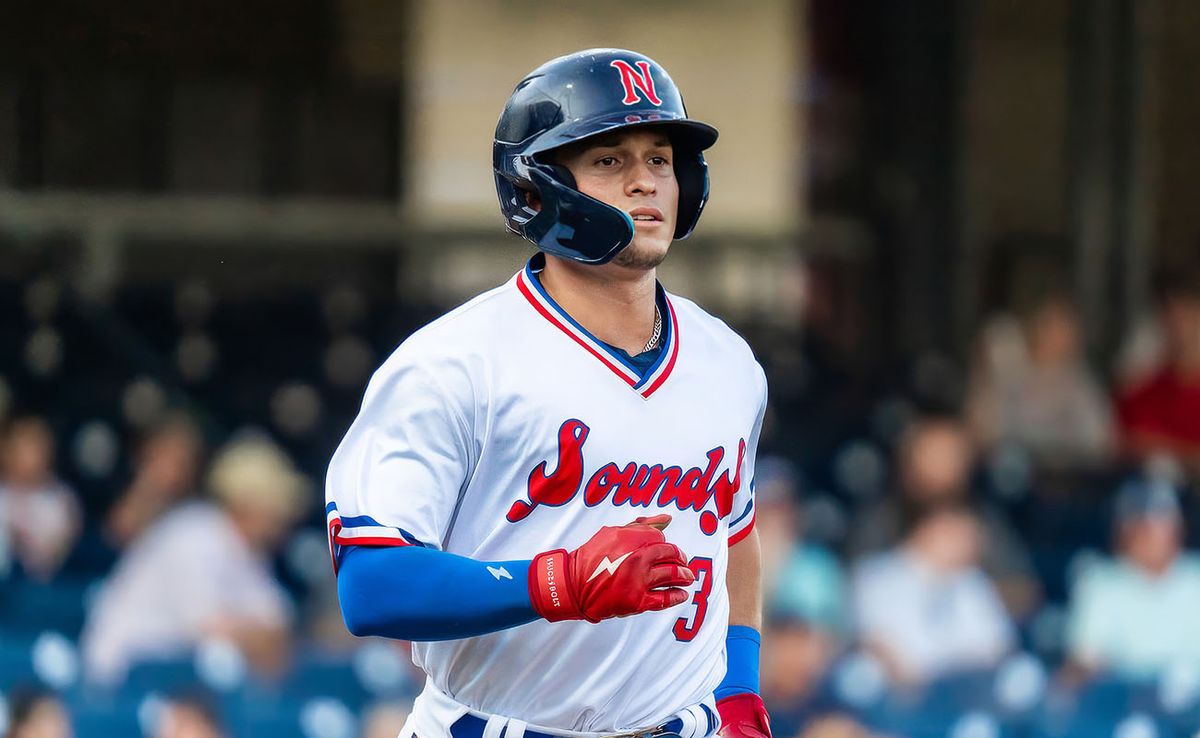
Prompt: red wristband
<box><xmin>529</xmin><ymin>549</ymin><xmax>584</xmax><ymax>622</ymax></box>
<box><xmin>716</xmin><ymin>693</ymin><xmax>771</xmax><ymax>738</ymax></box>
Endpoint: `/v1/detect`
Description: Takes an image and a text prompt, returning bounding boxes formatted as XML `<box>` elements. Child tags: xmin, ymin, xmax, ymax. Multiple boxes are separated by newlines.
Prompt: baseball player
<box><xmin>327</xmin><ymin>49</ymin><xmax>771</xmax><ymax>738</ymax></box>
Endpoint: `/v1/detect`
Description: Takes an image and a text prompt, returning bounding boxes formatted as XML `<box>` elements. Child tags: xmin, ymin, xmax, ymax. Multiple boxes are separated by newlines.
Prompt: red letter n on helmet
<box><xmin>610</xmin><ymin>60</ymin><xmax>663</xmax><ymax>106</ymax></box>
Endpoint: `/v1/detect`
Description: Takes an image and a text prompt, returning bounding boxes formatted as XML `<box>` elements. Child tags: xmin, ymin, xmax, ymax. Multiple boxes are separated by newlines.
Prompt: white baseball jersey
<box><xmin>326</xmin><ymin>255</ymin><xmax>766</xmax><ymax>733</ymax></box>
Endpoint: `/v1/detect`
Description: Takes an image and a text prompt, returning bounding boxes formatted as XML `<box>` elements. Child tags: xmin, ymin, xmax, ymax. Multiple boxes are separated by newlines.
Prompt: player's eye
<box><xmin>595</xmin><ymin>156</ymin><xmax>619</xmax><ymax>167</ymax></box>
<box><xmin>649</xmin><ymin>155</ymin><xmax>670</xmax><ymax>167</ymax></box>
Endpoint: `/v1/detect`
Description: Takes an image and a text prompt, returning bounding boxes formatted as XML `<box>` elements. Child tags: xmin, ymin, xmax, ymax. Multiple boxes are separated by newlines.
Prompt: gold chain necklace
<box><xmin>642</xmin><ymin>305</ymin><xmax>662</xmax><ymax>353</ymax></box>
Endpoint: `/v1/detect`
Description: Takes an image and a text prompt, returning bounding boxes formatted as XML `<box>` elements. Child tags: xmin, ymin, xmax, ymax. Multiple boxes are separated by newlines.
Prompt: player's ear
<box><xmin>522</xmin><ymin>188</ymin><xmax>542</xmax><ymax>212</ymax></box>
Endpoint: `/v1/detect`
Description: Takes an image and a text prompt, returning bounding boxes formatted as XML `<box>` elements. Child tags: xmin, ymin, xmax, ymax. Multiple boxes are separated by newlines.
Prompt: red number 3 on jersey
<box><xmin>672</xmin><ymin>556</ymin><xmax>713</xmax><ymax>642</ymax></box>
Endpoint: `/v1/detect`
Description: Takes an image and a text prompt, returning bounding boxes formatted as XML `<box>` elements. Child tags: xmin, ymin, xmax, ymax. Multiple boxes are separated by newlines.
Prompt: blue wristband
<box><xmin>715</xmin><ymin>625</ymin><xmax>761</xmax><ymax>700</ymax></box>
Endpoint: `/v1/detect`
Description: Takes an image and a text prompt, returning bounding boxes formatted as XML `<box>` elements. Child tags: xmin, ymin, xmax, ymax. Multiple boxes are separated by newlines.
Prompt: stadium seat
<box><xmin>277</xmin><ymin>652</ymin><xmax>372</xmax><ymax>711</ymax></box>
<box><xmin>0</xmin><ymin>636</ymin><xmax>39</xmax><ymax>691</ymax></box>
<box><xmin>0</xmin><ymin>579</ymin><xmax>92</xmax><ymax>639</ymax></box>
<box><xmin>71</xmin><ymin>704</ymin><xmax>142</xmax><ymax>737</ymax></box>
<box><xmin>121</xmin><ymin>657</ymin><xmax>205</xmax><ymax>698</ymax></box>
<box><xmin>0</xmin><ymin>631</ymin><xmax>80</xmax><ymax>693</ymax></box>
<box><xmin>231</xmin><ymin>696</ymin><xmax>358</xmax><ymax>738</ymax></box>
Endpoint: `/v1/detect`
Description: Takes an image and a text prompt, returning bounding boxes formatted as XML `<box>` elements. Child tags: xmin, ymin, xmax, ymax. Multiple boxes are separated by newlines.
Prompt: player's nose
<box><xmin>624</xmin><ymin>160</ymin><xmax>658</xmax><ymax>196</ymax></box>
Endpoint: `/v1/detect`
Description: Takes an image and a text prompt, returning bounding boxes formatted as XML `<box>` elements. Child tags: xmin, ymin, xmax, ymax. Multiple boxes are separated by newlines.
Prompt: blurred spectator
<box><xmin>0</xmin><ymin>416</ymin><xmax>82</xmax><ymax>580</ymax></box>
<box><xmin>360</xmin><ymin>701</ymin><xmax>411</xmax><ymax>738</ymax></box>
<box><xmin>756</xmin><ymin>457</ymin><xmax>845</xmax><ymax>634</ymax></box>
<box><xmin>306</xmin><ymin>570</ymin><xmax>360</xmax><ymax>651</ymax></box>
<box><xmin>105</xmin><ymin>412</ymin><xmax>204</xmax><ymax>549</ymax></box>
<box><xmin>966</xmin><ymin>298</ymin><xmax>1114</xmax><ymax>467</ymax></box>
<box><xmin>154</xmin><ymin>694</ymin><xmax>226</xmax><ymax>738</ymax></box>
<box><xmin>753</xmin><ymin>459</ymin><xmax>846</xmax><ymax>733</ymax></box>
<box><xmin>797</xmin><ymin>714</ymin><xmax>868</xmax><ymax>738</ymax></box>
<box><xmin>1065</xmin><ymin>479</ymin><xmax>1200</xmax><ymax>679</ymax></box>
<box><xmin>847</xmin><ymin>416</ymin><xmax>1039</xmax><ymax>616</ymax></box>
<box><xmin>761</xmin><ymin>616</ymin><xmax>840</xmax><ymax>736</ymax></box>
<box><xmin>852</xmin><ymin>502</ymin><xmax>1015</xmax><ymax>685</ymax></box>
<box><xmin>1116</xmin><ymin>269</ymin><xmax>1200</xmax><ymax>468</ymax></box>
<box><xmin>5</xmin><ymin>686</ymin><xmax>72</xmax><ymax>738</ymax></box>
<box><xmin>81</xmin><ymin>433</ymin><xmax>307</xmax><ymax>686</ymax></box>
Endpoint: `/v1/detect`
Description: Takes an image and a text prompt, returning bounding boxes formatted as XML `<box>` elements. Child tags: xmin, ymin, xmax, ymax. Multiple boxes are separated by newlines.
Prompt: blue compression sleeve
<box><xmin>715</xmin><ymin>625</ymin><xmax>761</xmax><ymax>700</ymax></box>
<box><xmin>337</xmin><ymin>545</ymin><xmax>539</xmax><ymax>641</ymax></box>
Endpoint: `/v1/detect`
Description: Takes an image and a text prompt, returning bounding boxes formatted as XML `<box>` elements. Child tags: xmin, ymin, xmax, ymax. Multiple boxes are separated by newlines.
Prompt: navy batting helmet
<box><xmin>493</xmin><ymin>49</ymin><xmax>719</xmax><ymax>265</ymax></box>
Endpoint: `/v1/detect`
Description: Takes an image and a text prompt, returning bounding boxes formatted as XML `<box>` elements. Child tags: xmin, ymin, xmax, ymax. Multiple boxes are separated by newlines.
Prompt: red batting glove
<box><xmin>717</xmin><ymin>694</ymin><xmax>771</xmax><ymax>738</ymax></box>
<box><xmin>529</xmin><ymin>514</ymin><xmax>694</xmax><ymax>623</ymax></box>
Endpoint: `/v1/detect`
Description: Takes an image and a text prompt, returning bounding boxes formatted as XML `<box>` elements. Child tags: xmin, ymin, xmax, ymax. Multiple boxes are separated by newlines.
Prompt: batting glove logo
<box><xmin>586</xmin><ymin>551</ymin><xmax>634</xmax><ymax>583</ymax></box>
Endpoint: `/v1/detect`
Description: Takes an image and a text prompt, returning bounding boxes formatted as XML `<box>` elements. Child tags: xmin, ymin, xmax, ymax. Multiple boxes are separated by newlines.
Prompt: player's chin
<box><xmin>613</xmin><ymin>234</ymin><xmax>672</xmax><ymax>271</ymax></box>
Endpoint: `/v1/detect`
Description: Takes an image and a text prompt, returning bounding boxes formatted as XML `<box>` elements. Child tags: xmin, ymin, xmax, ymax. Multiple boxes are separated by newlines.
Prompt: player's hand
<box><xmin>529</xmin><ymin>514</ymin><xmax>695</xmax><ymax>623</ymax></box>
<box><xmin>717</xmin><ymin>693</ymin><xmax>771</xmax><ymax>738</ymax></box>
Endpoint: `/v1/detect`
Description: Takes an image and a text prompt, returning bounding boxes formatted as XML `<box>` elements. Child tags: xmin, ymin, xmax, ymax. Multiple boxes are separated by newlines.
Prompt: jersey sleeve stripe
<box><xmin>333</xmin><ymin>525</ymin><xmax>424</xmax><ymax>546</ymax></box>
<box><xmin>727</xmin><ymin>511</ymin><xmax>756</xmax><ymax>547</ymax></box>
<box><xmin>326</xmin><ymin>503</ymin><xmax>426</xmax><ymax>544</ymax></box>
<box><xmin>730</xmin><ymin>497</ymin><xmax>754</xmax><ymax>527</ymax></box>
<box><xmin>326</xmin><ymin>502</ymin><xmax>428</xmax><ymax>574</ymax></box>
<box><xmin>337</xmin><ymin>512</ymin><xmax>402</xmax><ymax>529</ymax></box>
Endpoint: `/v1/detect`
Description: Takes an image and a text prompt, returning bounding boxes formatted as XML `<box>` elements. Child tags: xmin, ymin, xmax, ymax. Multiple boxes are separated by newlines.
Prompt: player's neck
<box><xmin>539</xmin><ymin>254</ymin><xmax>659</xmax><ymax>355</ymax></box>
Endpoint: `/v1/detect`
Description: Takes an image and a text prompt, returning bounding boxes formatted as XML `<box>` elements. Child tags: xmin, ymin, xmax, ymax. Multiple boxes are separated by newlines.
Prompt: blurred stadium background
<box><xmin>3</xmin><ymin>1</ymin><xmax>1200</xmax><ymax>737</ymax></box>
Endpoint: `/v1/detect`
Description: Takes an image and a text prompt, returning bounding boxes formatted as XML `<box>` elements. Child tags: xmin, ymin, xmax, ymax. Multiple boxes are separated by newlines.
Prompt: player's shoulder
<box><xmin>413</xmin><ymin>278</ymin><xmax>519</xmax><ymax>337</ymax></box>
<box><xmin>669</xmin><ymin>292</ymin><xmax>751</xmax><ymax>354</ymax></box>
<box><xmin>359</xmin><ymin>274</ymin><xmax>526</xmax><ymax>402</ymax></box>
<box><xmin>385</xmin><ymin>277</ymin><xmax>523</xmax><ymax>363</ymax></box>
<box><xmin>669</xmin><ymin>292</ymin><xmax>766</xmax><ymax>384</ymax></box>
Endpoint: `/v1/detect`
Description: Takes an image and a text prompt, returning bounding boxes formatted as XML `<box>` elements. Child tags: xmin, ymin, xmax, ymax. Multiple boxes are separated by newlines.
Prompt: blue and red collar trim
<box><xmin>516</xmin><ymin>255</ymin><xmax>680</xmax><ymax>399</ymax></box>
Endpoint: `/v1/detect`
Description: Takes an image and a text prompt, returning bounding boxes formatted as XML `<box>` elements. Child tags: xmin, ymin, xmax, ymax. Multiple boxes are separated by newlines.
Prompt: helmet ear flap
<box><xmin>673</xmin><ymin>151</ymin><xmax>710</xmax><ymax>240</ymax></box>
<box><xmin>539</xmin><ymin>162</ymin><xmax>577</xmax><ymax>190</ymax></box>
<box><xmin>523</xmin><ymin>165</ymin><xmax>634</xmax><ymax>264</ymax></box>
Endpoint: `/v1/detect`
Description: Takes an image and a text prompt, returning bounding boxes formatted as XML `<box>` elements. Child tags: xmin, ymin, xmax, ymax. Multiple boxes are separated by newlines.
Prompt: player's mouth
<box><xmin>629</xmin><ymin>207</ymin><xmax>664</xmax><ymax>227</ymax></box>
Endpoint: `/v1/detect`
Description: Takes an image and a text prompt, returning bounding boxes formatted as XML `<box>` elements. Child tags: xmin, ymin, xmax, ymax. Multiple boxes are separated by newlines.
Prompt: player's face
<box><xmin>554</xmin><ymin>129</ymin><xmax>679</xmax><ymax>270</ymax></box>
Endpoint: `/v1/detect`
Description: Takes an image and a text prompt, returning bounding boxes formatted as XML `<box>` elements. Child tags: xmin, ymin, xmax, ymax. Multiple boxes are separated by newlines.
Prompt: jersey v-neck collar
<box><xmin>515</xmin><ymin>253</ymin><xmax>680</xmax><ymax>400</ymax></box>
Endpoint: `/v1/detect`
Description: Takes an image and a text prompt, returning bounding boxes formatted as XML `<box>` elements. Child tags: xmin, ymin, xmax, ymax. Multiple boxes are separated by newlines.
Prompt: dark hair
<box><xmin>1153</xmin><ymin>264</ymin><xmax>1200</xmax><ymax>304</ymax></box>
<box><xmin>0</xmin><ymin>415</ymin><xmax>52</xmax><ymax>443</ymax></box>
<box><xmin>1017</xmin><ymin>292</ymin><xmax>1077</xmax><ymax>326</ymax></box>
<box><xmin>900</xmin><ymin>498</ymin><xmax>978</xmax><ymax>539</ymax></box>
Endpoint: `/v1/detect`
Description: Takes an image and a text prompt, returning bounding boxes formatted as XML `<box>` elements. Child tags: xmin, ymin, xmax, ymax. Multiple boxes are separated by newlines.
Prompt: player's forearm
<box><xmin>726</xmin><ymin>527</ymin><xmax>762</xmax><ymax>630</ymax></box>
<box><xmin>718</xmin><ymin>527</ymin><xmax>764</xmax><ymax>702</ymax></box>
<box><xmin>337</xmin><ymin>545</ymin><xmax>539</xmax><ymax>641</ymax></box>
<box><xmin>338</xmin><ymin>516</ymin><xmax>694</xmax><ymax>640</ymax></box>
